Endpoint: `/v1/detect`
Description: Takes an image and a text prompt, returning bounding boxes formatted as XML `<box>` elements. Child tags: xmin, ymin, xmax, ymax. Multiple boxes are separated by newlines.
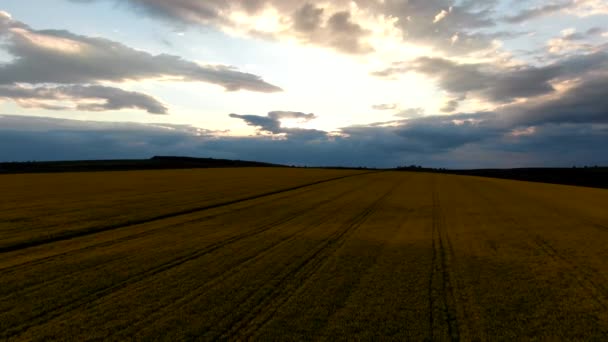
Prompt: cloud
<box><xmin>3</xmin><ymin>72</ymin><xmax>608</xmax><ymax>169</ymax></box>
<box><xmin>0</xmin><ymin>12</ymin><xmax>281</xmax><ymax>92</ymax></box>
<box><xmin>69</xmin><ymin>0</ymin><xmax>511</xmax><ymax>55</ymax></box>
<box><xmin>379</xmin><ymin>0</ymin><xmax>503</xmax><ymax>54</ymax></box>
<box><xmin>395</xmin><ymin>108</ymin><xmax>425</xmax><ymax>118</ymax></box>
<box><xmin>392</xmin><ymin>113</ymin><xmax>502</xmax><ymax>151</ymax></box>
<box><xmin>504</xmin><ymin>0</ymin><xmax>608</xmax><ymax>23</ymax></box>
<box><xmin>372</xmin><ymin>103</ymin><xmax>398</xmax><ymax>111</ymax></box>
<box><xmin>440</xmin><ymin>99</ymin><xmax>459</xmax><ymax>113</ymax></box>
<box><xmin>324</xmin><ymin>11</ymin><xmax>372</xmax><ymax>54</ymax></box>
<box><xmin>347</xmin><ymin>70</ymin><xmax>608</xmax><ymax>161</ymax></box>
<box><xmin>71</xmin><ymin>0</ymin><xmax>372</xmax><ymax>54</ymax></box>
<box><xmin>503</xmin><ymin>73</ymin><xmax>608</xmax><ymax>126</ymax></box>
<box><xmin>440</xmin><ymin>95</ymin><xmax>466</xmax><ymax>113</ymax></box>
<box><xmin>2</xmin><ymin>2</ymin><xmax>607</xmax><ymax>168</ymax></box>
<box><xmin>585</xmin><ymin>27</ymin><xmax>606</xmax><ymax>36</ymax></box>
<box><xmin>69</xmin><ymin>0</ymin><xmax>233</xmax><ymax>26</ymax></box>
<box><xmin>0</xmin><ymin>84</ymin><xmax>168</xmax><ymax>114</ymax></box>
<box><xmin>373</xmin><ymin>50</ymin><xmax>608</xmax><ymax>104</ymax></box>
<box><xmin>229</xmin><ymin>111</ymin><xmax>323</xmax><ymax>139</ymax></box>
<box><xmin>268</xmin><ymin>111</ymin><xmax>316</xmax><ymax>121</ymax></box>
<box><xmin>0</xmin><ymin>11</ymin><xmax>281</xmax><ymax>114</ymax></box>
<box><xmin>370</xmin><ymin>106</ymin><xmax>425</xmax><ymax>120</ymax></box>
<box><xmin>565</xmin><ymin>0</ymin><xmax>608</xmax><ymax>16</ymax></box>
<box><xmin>229</xmin><ymin>113</ymin><xmax>280</xmax><ymax>133</ymax></box>
<box><xmin>291</xmin><ymin>4</ymin><xmax>373</xmax><ymax>54</ymax></box>
<box><xmin>504</xmin><ymin>2</ymin><xmax>572</xmax><ymax>23</ymax></box>
<box><xmin>433</xmin><ymin>8</ymin><xmax>451</xmax><ymax>24</ymax></box>
<box><xmin>559</xmin><ymin>27</ymin><xmax>606</xmax><ymax>41</ymax></box>
<box><xmin>546</xmin><ymin>27</ymin><xmax>607</xmax><ymax>54</ymax></box>
<box><xmin>293</xmin><ymin>3</ymin><xmax>324</xmax><ymax>33</ymax></box>
<box><xmin>374</xmin><ymin>56</ymin><xmax>557</xmax><ymax>103</ymax></box>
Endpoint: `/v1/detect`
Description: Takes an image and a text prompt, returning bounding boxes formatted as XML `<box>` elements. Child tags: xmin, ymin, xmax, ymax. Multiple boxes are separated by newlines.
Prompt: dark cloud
<box><xmin>0</xmin><ymin>12</ymin><xmax>281</xmax><ymax>93</ymax></box>
<box><xmin>560</xmin><ymin>28</ymin><xmax>602</xmax><ymax>41</ymax></box>
<box><xmin>325</xmin><ymin>11</ymin><xmax>372</xmax><ymax>54</ymax></box>
<box><xmin>0</xmin><ymin>114</ymin><xmax>399</xmax><ymax>167</ymax></box>
<box><xmin>503</xmin><ymin>74</ymin><xmax>608</xmax><ymax>126</ymax></box>
<box><xmin>0</xmin><ymin>11</ymin><xmax>280</xmax><ymax>115</ymax></box>
<box><xmin>3</xmin><ymin>69</ymin><xmax>602</xmax><ymax>167</ymax></box>
<box><xmin>374</xmin><ymin>51</ymin><xmax>608</xmax><ymax>103</ymax></box>
<box><xmin>3</xmin><ymin>80</ymin><xmax>608</xmax><ymax>168</ymax></box>
<box><xmin>293</xmin><ymin>4</ymin><xmax>324</xmax><ymax>33</ymax></box>
<box><xmin>71</xmin><ymin>0</ymin><xmax>372</xmax><ymax>54</ymax></box>
<box><xmin>70</xmin><ymin>0</ymin><xmax>232</xmax><ymax>26</ymax></box>
<box><xmin>497</xmin><ymin>123</ymin><xmax>608</xmax><ymax>159</ymax></box>
<box><xmin>374</xmin><ymin>57</ymin><xmax>557</xmax><ymax>102</ymax></box>
<box><xmin>229</xmin><ymin>113</ymin><xmax>280</xmax><ymax>133</ymax></box>
<box><xmin>503</xmin><ymin>2</ymin><xmax>572</xmax><ymax>24</ymax></box>
<box><xmin>291</xmin><ymin>5</ymin><xmax>372</xmax><ymax>54</ymax></box>
<box><xmin>585</xmin><ymin>27</ymin><xmax>606</xmax><ymax>36</ymax></box>
<box><xmin>69</xmin><ymin>0</ymin><xmax>511</xmax><ymax>55</ymax></box>
<box><xmin>229</xmin><ymin>111</ymin><xmax>322</xmax><ymax>139</ymax></box>
<box><xmin>374</xmin><ymin>0</ymin><xmax>508</xmax><ymax>54</ymax></box>
<box><xmin>545</xmin><ymin>27</ymin><xmax>608</xmax><ymax>55</ymax></box>
<box><xmin>440</xmin><ymin>96</ymin><xmax>465</xmax><ymax>113</ymax></box>
<box><xmin>393</xmin><ymin>113</ymin><xmax>502</xmax><ymax>151</ymax></box>
<box><xmin>273</xmin><ymin>71</ymin><xmax>608</xmax><ymax>164</ymax></box>
<box><xmin>287</xmin><ymin>4</ymin><xmax>373</xmax><ymax>54</ymax></box>
<box><xmin>440</xmin><ymin>100</ymin><xmax>458</xmax><ymax>113</ymax></box>
<box><xmin>0</xmin><ymin>84</ymin><xmax>168</xmax><ymax>114</ymax></box>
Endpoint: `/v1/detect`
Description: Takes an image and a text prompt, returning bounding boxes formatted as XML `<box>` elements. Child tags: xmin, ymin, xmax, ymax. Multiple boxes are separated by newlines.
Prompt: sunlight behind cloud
<box><xmin>568</xmin><ymin>0</ymin><xmax>608</xmax><ymax>16</ymax></box>
<box><xmin>227</xmin><ymin>7</ymin><xmax>288</xmax><ymax>35</ymax></box>
<box><xmin>433</xmin><ymin>8</ymin><xmax>451</xmax><ymax>24</ymax></box>
<box><xmin>10</xmin><ymin>28</ymin><xmax>83</xmax><ymax>53</ymax></box>
<box><xmin>510</xmin><ymin>126</ymin><xmax>536</xmax><ymax>137</ymax></box>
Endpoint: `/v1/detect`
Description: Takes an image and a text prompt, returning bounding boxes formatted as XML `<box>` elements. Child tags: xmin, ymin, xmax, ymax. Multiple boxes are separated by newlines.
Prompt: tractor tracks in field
<box><xmin>0</xmin><ymin>183</ymin><xmax>345</xmax><ymax>307</ymax></box>
<box><xmin>1</xmin><ymin>176</ymin><xmax>335</xmax><ymax>276</ymax></box>
<box><xmin>0</xmin><ymin>171</ymin><xmax>373</xmax><ymax>279</ymax></box>
<box><xmin>428</xmin><ymin>177</ymin><xmax>461</xmax><ymax>341</ymax></box>
<box><xmin>105</xmin><ymin>176</ymin><xmax>387</xmax><ymax>338</ymax></box>
<box><xmin>0</xmin><ymin>172</ymin><xmax>383</xmax><ymax>301</ymax></box>
<box><xmin>0</xmin><ymin>171</ymin><xmax>379</xmax><ymax>254</ymax></box>
<box><xmin>1</xmin><ymin>175</ymin><xmax>383</xmax><ymax>339</ymax></box>
<box><xmin>217</xmin><ymin>181</ymin><xmax>400</xmax><ymax>340</ymax></box>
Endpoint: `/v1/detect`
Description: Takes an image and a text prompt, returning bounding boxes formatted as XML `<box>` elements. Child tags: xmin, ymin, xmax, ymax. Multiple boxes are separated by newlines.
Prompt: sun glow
<box><xmin>227</xmin><ymin>8</ymin><xmax>288</xmax><ymax>35</ymax></box>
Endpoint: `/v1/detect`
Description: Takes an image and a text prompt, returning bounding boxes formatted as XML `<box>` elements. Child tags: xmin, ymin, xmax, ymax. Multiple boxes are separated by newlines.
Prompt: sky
<box><xmin>0</xmin><ymin>0</ymin><xmax>607</xmax><ymax>168</ymax></box>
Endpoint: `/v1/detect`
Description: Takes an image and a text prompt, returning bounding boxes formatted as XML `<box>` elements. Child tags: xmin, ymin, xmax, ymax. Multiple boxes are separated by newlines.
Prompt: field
<box><xmin>1</xmin><ymin>168</ymin><xmax>608</xmax><ymax>340</ymax></box>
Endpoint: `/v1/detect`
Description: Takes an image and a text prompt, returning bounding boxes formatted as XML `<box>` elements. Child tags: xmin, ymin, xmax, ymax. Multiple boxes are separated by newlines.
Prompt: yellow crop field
<box><xmin>1</xmin><ymin>169</ymin><xmax>608</xmax><ymax>340</ymax></box>
<box><xmin>0</xmin><ymin>168</ymin><xmax>364</xmax><ymax>252</ymax></box>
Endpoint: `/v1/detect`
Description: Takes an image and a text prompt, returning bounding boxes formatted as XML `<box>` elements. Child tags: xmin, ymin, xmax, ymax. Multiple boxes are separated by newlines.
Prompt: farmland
<box><xmin>1</xmin><ymin>168</ymin><xmax>608</xmax><ymax>340</ymax></box>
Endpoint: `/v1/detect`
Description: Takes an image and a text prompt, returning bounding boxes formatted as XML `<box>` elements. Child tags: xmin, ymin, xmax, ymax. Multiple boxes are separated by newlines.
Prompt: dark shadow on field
<box><xmin>397</xmin><ymin>166</ymin><xmax>608</xmax><ymax>189</ymax></box>
<box><xmin>0</xmin><ymin>156</ymin><xmax>284</xmax><ymax>174</ymax></box>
